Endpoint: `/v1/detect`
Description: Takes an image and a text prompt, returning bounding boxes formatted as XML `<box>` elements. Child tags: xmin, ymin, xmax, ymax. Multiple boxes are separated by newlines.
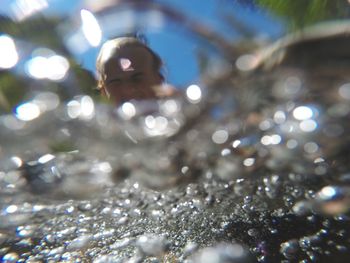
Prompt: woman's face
<box><xmin>102</xmin><ymin>45</ymin><xmax>162</xmax><ymax>105</ymax></box>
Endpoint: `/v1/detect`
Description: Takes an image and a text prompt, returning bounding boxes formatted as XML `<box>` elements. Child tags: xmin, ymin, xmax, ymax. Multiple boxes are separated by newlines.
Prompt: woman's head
<box><xmin>96</xmin><ymin>37</ymin><xmax>164</xmax><ymax>105</ymax></box>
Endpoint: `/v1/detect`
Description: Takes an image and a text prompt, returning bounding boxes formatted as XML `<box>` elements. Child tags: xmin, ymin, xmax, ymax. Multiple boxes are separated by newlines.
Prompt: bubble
<box><xmin>119</xmin><ymin>102</ymin><xmax>136</xmax><ymax>120</ymax></box>
<box><xmin>336</xmin><ymin>245</ymin><xmax>348</xmax><ymax>252</ymax></box>
<box><xmin>144</xmin><ymin>115</ymin><xmax>170</xmax><ymax>136</ymax></box>
<box><xmin>243</xmin><ymin>158</ymin><xmax>255</xmax><ymax>167</ymax></box>
<box><xmin>261</xmin><ymin>135</ymin><xmax>272</xmax><ymax>145</ymax></box>
<box><xmin>259</xmin><ymin>119</ymin><xmax>273</xmax><ymax>130</ymax></box>
<box><xmin>314</xmin><ymin>186</ymin><xmax>350</xmax><ymax>215</ymax></box>
<box><xmin>93</xmin><ymin>229</ymin><xmax>115</xmax><ymax>241</ymax></box>
<box><xmin>67</xmin><ymin>100</ymin><xmax>81</xmax><ymax>119</ymax></box>
<box><xmin>280</xmin><ymin>239</ymin><xmax>300</xmax><ymax>259</ymax></box>
<box><xmin>38</xmin><ymin>154</ymin><xmax>55</xmax><ymax>164</ymax></box>
<box><xmin>244</xmin><ymin>195</ymin><xmax>252</xmax><ymax>203</ymax></box>
<box><xmin>2</xmin><ymin>252</ymin><xmax>19</xmax><ymax>263</ymax></box>
<box><xmin>232</xmin><ymin>140</ymin><xmax>241</xmax><ymax>148</ymax></box>
<box><xmin>193</xmin><ymin>243</ymin><xmax>251</xmax><ymax>263</ymax></box>
<box><xmin>110</xmin><ymin>237</ymin><xmax>132</xmax><ymax>250</ymax></box>
<box><xmin>66</xmin><ymin>235</ymin><xmax>92</xmax><ymax>251</ymax></box>
<box><xmin>304</xmin><ymin>142</ymin><xmax>319</xmax><ymax>154</ymax></box>
<box><xmin>93</xmin><ymin>255</ymin><xmax>119</xmax><ymax>263</ymax></box>
<box><xmin>15</xmin><ymin>102</ymin><xmax>41</xmax><ymax>121</ymax></box>
<box><xmin>221</xmin><ymin>148</ymin><xmax>231</xmax><ymax>156</ymax></box>
<box><xmin>273</xmin><ymin>110</ymin><xmax>286</xmax><ymax>124</ymax></box>
<box><xmin>80</xmin><ymin>96</ymin><xmax>95</xmax><ymax>118</ymax></box>
<box><xmin>247</xmin><ymin>228</ymin><xmax>259</xmax><ymax>237</ymax></box>
<box><xmin>0</xmin><ymin>35</ymin><xmax>19</xmax><ymax>69</ymax></box>
<box><xmin>286</xmin><ymin>139</ymin><xmax>298</xmax><ymax>149</ymax></box>
<box><xmin>5</xmin><ymin>205</ymin><xmax>18</xmax><ymax>214</ymax></box>
<box><xmin>270</xmin><ymin>134</ymin><xmax>282</xmax><ymax>144</ymax></box>
<box><xmin>16</xmin><ymin>225</ymin><xmax>35</xmax><ymax>238</ymax></box>
<box><xmin>186</xmin><ymin>84</ymin><xmax>202</xmax><ymax>103</ymax></box>
<box><xmin>234</xmin><ymin>178</ymin><xmax>254</xmax><ymax>196</ymax></box>
<box><xmin>236</xmin><ymin>54</ymin><xmax>258</xmax><ymax>71</ymax></box>
<box><xmin>299</xmin><ymin>119</ymin><xmax>317</xmax><ymax>132</ymax></box>
<box><xmin>285</xmin><ymin>76</ymin><xmax>302</xmax><ymax>94</ymax></box>
<box><xmin>45</xmin><ymin>234</ymin><xmax>56</xmax><ymax>244</ymax></box>
<box><xmin>293</xmin><ymin>106</ymin><xmax>313</xmax><ymax>120</ymax></box>
<box><xmin>26</xmin><ymin>54</ymin><xmax>69</xmax><ymax>81</ymax></box>
<box><xmin>316</xmin><ymin>186</ymin><xmax>344</xmax><ymax>202</ymax></box>
<box><xmin>212</xmin><ymin>130</ymin><xmax>228</xmax><ymax>144</ymax></box>
<box><xmin>80</xmin><ymin>9</ymin><xmax>102</xmax><ymax>47</ymax></box>
<box><xmin>47</xmin><ymin>246</ymin><xmax>64</xmax><ymax>259</ymax></box>
<box><xmin>160</xmin><ymin>99</ymin><xmax>179</xmax><ymax>115</ymax></box>
<box><xmin>338</xmin><ymin>83</ymin><xmax>350</xmax><ymax>100</ymax></box>
<box><xmin>117</xmin><ymin>216</ymin><xmax>128</xmax><ymax>225</ymax></box>
<box><xmin>137</xmin><ymin>234</ymin><xmax>168</xmax><ymax>256</ymax></box>
<box><xmin>91</xmin><ymin>162</ymin><xmax>112</xmax><ymax>174</ymax></box>
<box><xmin>33</xmin><ymin>92</ymin><xmax>60</xmax><ymax>111</ymax></box>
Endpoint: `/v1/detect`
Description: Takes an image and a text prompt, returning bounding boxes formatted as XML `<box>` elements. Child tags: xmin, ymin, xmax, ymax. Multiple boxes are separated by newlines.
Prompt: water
<box><xmin>1</xmin><ymin>1</ymin><xmax>350</xmax><ymax>262</ymax></box>
<box><xmin>0</xmin><ymin>97</ymin><xmax>349</xmax><ymax>261</ymax></box>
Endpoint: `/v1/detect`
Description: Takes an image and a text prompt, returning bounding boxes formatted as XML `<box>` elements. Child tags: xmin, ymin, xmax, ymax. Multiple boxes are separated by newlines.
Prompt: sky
<box><xmin>0</xmin><ymin>0</ymin><xmax>285</xmax><ymax>87</ymax></box>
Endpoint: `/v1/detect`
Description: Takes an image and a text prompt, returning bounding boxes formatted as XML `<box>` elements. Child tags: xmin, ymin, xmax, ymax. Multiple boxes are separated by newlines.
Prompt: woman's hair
<box><xmin>96</xmin><ymin>37</ymin><xmax>164</xmax><ymax>91</ymax></box>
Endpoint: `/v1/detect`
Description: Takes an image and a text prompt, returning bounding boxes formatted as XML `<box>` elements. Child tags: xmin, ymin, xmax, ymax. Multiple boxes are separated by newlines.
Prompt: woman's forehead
<box><xmin>104</xmin><ymin>46</ymin><xmax>154</xmax><ymax>72</ymax></box>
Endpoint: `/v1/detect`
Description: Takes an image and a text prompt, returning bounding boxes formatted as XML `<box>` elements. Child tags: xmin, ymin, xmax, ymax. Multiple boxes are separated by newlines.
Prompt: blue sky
<box><xmin>0</xmin><ymin>0</ymin><xmax>285</xmax><ymax>87</ymax></box>
<box><xmin>149</xmin><ymin>0</ymin><xmax>284</xmax><ymax>86</ymax></box>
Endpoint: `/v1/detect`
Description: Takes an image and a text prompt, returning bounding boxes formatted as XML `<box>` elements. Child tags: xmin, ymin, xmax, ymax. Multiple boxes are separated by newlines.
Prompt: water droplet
<box><xmin>193</xmin><ymin>243</ymin><xmax>251</xmax><ymax>263</ymax></box>
<box><xmin>243</xmin><ymin>158</ymin><xmax>255</xmax><ymax>167</ymax></box>
<box><xmin>5</xmin><ymin>205</ymin><xmax>18</xmax><ymax>214</ymax></box>
<box><xmin>57</xmin><ymin>227</ymin><xmax>76</xmax><ymax>239</ymax></box>
<box><xmin>336</xmin><ymin>245</ymin><xmax>348</xmax><ymax>252</ymax></box>
<box><xmin>304</xmin><ymin>142</ymin><xmax>319</xmax><ymax>154</ymax></box>
<box><xmin>65</xmin><ymin>206</ymin><xmax>75</xmax><ymax>214</ymax></box>
<box><xmin>45</xmin><ymin>234</ymin><xmax>56</xmax><ymax>244</ymax></box>
<box><xmin>186</xmin><ymin>84</ymin><xmax>202</xmax><ymax>103</ymax></box>
<box><xmin>293</xmin><ymin>106</ymin><xmax>313</xmax><ymax>120</ymax></box>
<box><xmin>314</xmin><ymin>186</ymin><xmax>350</xmax><ymax>215</ymax></box>
<box><xmin>338</xmin><ymin>83</ymin><xmax>350</xmax><ymax>100</ymax></box>
<box><xmin>292</xmin><ymin>201</ymin><xmax>312</xmax><ymax>216</ymax></box>
<box><xmin>66</xmin><ymin>235</ymin><xmax>92</xmax><ymax>251</ymax></box>
<box><xmin>212</xmin><ymin>130</ymin><xmax>229</xmax><ymax>144</ymax></box>
<box><xmin>247</xmin><ymin>228</ymin><xmax>259</xmax><ymax>237</ymax></box>
<box><xmin>183</xmin><ymin>242</ymin><xmax>198</xmax><ymax>257</ymax></box>
<box><xmin>2</xmin><ymin>253</ymin><xmax>19</xmax><ymax>263</ymax></box>
<box><xmin>316</xmin><ymin>186</ymin><xmax>344</xmax><ymax>202</ymax></box>
<box><xmin>137</xmin><ymin>234</ymin><xmax>168</xmax><ymax>256</ymax></box>
<box><xmin>117</xmin><ymin>216</ymin><xmax>129</xmax><ymax>225</ymax></box>
<box><xmin>78</xmin><ymin>202</ymin><xmax>93</xmax><ymax>211</ymax></box>
<box><xmin>280</xmin><ymin>239</ymin><xmax>300</xmax><ymax>259</ymax></box>
<box><xmin>16</xmin><ymin>225</ymin><xmax>36</xmax><ymax>238</ymax></box>
<box><xmin>109</xmin><ymin>238</ymin><xmax>132</xmax><ymax>250</ymax></box>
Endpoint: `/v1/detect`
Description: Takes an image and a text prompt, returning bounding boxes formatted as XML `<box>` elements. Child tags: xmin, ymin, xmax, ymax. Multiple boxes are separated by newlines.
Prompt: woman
<box><xmin>96</xmin><ymin>37</ymin><xmax>175</xmax><ymax>106</ymax></box>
